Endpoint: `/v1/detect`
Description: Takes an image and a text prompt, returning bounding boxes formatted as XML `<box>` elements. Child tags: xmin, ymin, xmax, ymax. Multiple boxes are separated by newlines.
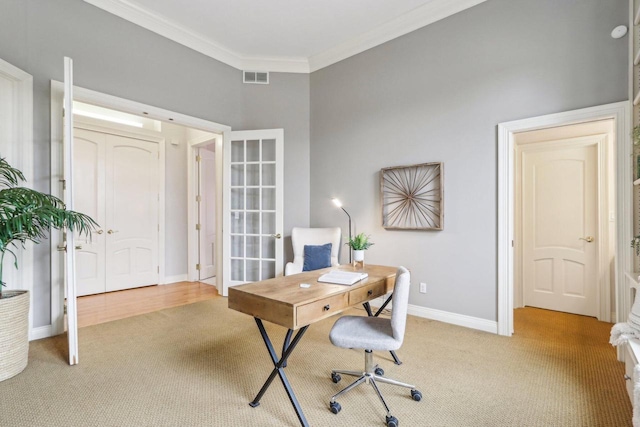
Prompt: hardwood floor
<box><xmin>77</xmin><ymin>282</ymin><xmax>220</xmax><ymax>328</ymax></box>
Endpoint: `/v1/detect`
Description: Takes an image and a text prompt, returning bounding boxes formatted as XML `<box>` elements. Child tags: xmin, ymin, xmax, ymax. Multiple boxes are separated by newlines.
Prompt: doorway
<box><xmin>50</xmin><ymin>81</ymin><xmax>231</xmax><ymax>337</ymax></box>
<box><xmin>497</xmin><ymin>102</ymin><xmax>631</xmax><ymax>337</ymax></box>
<box><xmin>196</xmin><ymin>145</ymin><xmax>217</xmax><ymax>284</ymax></box>
<box><xmin>73</xmin><ymin>117</ymin><xmax>162</xmax><ymax>296</ymax></box>
<box><xmin>514</xmin><ymin>120</ymin><xmax>614</xmax><ymax>318</ymax></box>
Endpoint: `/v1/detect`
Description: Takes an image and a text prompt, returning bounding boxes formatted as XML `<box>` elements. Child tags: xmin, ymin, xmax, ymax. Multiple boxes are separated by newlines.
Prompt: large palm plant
<box><xmin>0</xmin><ymin>157</ymin><xmax>97</xmax><ymax>298</ymax></box>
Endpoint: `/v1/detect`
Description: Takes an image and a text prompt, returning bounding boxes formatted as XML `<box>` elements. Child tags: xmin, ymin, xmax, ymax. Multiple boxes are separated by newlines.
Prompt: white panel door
<box><xmin>522</xmin><ymin>141</ymin><xmax>598</xmax><ymax>316</ymax></box>
<box><xmin>105</xmin><ymin>134</ymin><xmax>159</xmax><ymax>292</ymax></box>
<box><xmin>74</xmin><ymin>128</ymin><xmax>106</xmax><ymax>296</ymax></box>
<box><xmin>223</xmin><ymin>129</ymin><xmax>283</xmax><ymax>296</ymax></box>
<box><xmin>63</xmin><ymin>57</ymin><xmax>79</xmax><ymax>365</ymax></box>
<box><xmin>198</xmin><ymin>148</ymin><xmax>216</xmax><ymax>280</ymax></box>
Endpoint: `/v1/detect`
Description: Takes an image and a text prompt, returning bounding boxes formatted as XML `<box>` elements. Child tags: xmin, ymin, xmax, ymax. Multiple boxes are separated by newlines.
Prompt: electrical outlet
<box><xmin>419</xmin><ymin>282</ymin><xmax>427</xmax><ymax>293</ymax></box>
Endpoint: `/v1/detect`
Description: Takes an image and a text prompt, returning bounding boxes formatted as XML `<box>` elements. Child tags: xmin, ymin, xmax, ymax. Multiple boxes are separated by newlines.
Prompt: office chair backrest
<box><xmin>291</xmin><ymin>227</ymin><xmax>342</xmax><ymax>266</ymax></box>
<box><xmin>391</xmin><ymin>266</ymin><xmax>411</xmax><ymax>343</ymax></box>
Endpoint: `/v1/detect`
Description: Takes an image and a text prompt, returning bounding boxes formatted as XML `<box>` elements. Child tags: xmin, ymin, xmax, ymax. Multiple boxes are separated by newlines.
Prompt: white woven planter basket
<box><xmin>0</xmin><ymin>290</ymin><xmax>29</xmax><ymax>382</ymax></box>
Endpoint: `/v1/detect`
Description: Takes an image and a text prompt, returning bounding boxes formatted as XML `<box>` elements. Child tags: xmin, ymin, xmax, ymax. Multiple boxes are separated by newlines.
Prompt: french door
<box><xmin>222</xmin><ymin>130</ymin><xmax>283</xmax><ymax>296</ymax></box>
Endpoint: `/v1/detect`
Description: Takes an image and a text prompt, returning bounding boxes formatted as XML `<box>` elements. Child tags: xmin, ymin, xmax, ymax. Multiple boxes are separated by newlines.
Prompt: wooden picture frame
<box><xmin>380</xmin><ymin>162</ymin><xmax>443</xmax><ymax>230</ymax></box>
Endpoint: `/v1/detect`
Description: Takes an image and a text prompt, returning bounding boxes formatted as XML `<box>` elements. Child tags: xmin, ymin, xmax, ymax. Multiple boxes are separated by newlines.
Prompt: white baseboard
<box><xmin>30</xmin><ymin>325</ymin><xmax>54</xmax><ymax>341</ymax></box>
<box><xmin>407</xmin><ymin>304</ymin><xmax>498</xmax><ymax>334</ymax></box>
<box><xmin>162</xmin><ymin>274</ymin><xmax>188</xmax><ymax>284</ymax></box>
<box><xmin>369</xmin><ymin>296</ymin><xmax>498</xmax><ymax>334</ymax></box>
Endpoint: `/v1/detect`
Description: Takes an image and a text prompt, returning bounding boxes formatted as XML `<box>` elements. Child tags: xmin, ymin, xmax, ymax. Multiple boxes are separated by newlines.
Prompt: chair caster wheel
<box><xmin>386</xmin><ymin>415</ymin><xmax>399</xmax><ymax>427</ymax></box>
<box><xmin>331</xmin><ymin>373</ymin><xmax>341</xmax><ymax>383</ymax></box>
<box><xmin>411</xmin><ymin>389</ymin><xmax>422</xmax><ymax>401</ymax></box>
<box><xmin>375</xmin><ymin>367</ymin><xmax>384</xmax><ymax>376</ymax></box>
<box><xmin>329</xmin><ymin>401</ymin><xmax>341</xmax><ymax>414</ymax></box>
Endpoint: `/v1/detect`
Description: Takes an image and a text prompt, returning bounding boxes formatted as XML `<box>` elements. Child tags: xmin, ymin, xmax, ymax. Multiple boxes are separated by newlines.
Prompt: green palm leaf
<box><xmin>0</xmin><ymin>158</ymin><xmax>98</xmax><ymax>294</ymax></box>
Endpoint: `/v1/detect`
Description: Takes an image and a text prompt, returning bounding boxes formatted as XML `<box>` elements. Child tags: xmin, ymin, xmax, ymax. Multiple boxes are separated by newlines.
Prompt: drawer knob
<box><xmin>323</xmin><ymin>304</ymin><xmax>330</xmax><ymax>311</ymax></box>
<box><xmin>367</xmin><ymin>290</ymin><xmax>373</xmax><ymax>296</ymax></box>
<box><xmin>625</xmin><ymin>374</ymin><xmax>632</xmax><ymax>381</ymax></box>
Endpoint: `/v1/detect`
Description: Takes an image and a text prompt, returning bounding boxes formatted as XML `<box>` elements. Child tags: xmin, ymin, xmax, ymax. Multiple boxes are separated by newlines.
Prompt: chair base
<box><xmin>329</xmin><ymin>350</ymin><xmax>420</xmax><ymax>423</ymax></box>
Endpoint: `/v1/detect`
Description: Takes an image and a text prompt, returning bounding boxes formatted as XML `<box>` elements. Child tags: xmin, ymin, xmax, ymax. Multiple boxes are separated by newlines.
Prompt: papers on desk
<box><xmin>318</xmin><ymin>271</ymin><xmax>368</xmax><ymax>286</ymax></box>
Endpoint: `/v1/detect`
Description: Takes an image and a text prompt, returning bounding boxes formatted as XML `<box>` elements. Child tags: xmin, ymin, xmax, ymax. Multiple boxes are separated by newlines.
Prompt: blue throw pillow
<box><xmin>302</xmin><ymin>243</ymin><xmax>332</xmax><ymax>271</ymax></box>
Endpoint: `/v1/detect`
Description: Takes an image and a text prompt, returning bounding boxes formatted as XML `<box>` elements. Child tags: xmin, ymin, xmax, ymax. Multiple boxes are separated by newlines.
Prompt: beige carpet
<box><xmin>0</xmin><ymin>299</ymin><xmax>631</xmax><ymax>426</ymax></box>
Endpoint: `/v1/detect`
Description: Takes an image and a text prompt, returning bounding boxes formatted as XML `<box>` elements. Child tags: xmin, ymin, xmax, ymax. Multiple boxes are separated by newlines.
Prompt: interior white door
<box><xmin>223</xmin><ymin>129</ymin><xmax>283</xmax><ymax>296</ymax></box>
<box><xmin>74</xmin><ymin>128</ymin><xmax>106</xmax><ymax>296</ymax></box>
<box><xmin>198</xmin><ymin>147</ymin><xmax>216</xmax><ymax>280</ymax></box>
<box><xmin>73</xmin><ymin>127</ymin><xmax>160</xmax><ymax>295</ymax></box>
<box><xmin>105</xmin><ymin>134</ymin><xmax>160</xmax><ymax>292</ymax></box>
<box><xmin>522</xmin><ymin>140</ymin><xmax>598</xmax><ymax>316</ymax></box>
<box><xmin>63</xmin><ymin>57</ymin><xmax>79</xmax><ymax>365</ymax></box>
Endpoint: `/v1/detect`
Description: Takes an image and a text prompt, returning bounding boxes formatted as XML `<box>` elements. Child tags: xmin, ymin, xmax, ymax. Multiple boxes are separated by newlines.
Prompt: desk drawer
<box><xmin>349</xmin><ymin>281</ymin><xmax>386</xmax><ymax>306</ymax></box>
<box><xmin>296</xmin><ymin>293</ymin><xmax>348</xmax><ymax>328</ymax></box>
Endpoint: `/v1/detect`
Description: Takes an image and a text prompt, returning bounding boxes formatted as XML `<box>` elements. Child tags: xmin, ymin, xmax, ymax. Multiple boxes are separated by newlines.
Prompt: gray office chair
<box><xmin>328</xmin><ymin>266</ymin><xmax>421</xmax><ymax>427</ymax></box>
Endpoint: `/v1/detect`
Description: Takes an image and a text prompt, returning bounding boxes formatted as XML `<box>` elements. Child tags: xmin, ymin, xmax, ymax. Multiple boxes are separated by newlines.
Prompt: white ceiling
<box><xmin>83</xmin><ymin>0</ymin><xmax>487</xmax><ymax>73</ymax></box>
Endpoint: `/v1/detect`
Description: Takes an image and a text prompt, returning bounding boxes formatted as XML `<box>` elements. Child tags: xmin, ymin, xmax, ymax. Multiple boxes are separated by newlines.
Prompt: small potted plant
<box><xmin>0</xmin><ymin>157</ymin><xmax>96</xmax><ymax>382</ymax></box>
<box><xmin>348</xmin><ymin>233</ymin><xmax>374</xmax><ymax>264</ymax></box>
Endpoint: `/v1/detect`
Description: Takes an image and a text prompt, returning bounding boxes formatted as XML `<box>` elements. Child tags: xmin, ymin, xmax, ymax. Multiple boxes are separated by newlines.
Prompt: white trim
<box><xmin>163</xmin><ymin>274</ymin><xmax>189</xmax><ymax>284</ymax></box>
<box><xmin>369</xmin><ymin>296</ymin><xmax>497</xmax><ymax>333</ymax></box>
<box><xmin>0</xmin><ymin>58</ymin><xmax>34</xmax><ymax>339</ymax></box>
<box><xmin>82</xmin><ymin>0</ymin><xmax>486</xmax><ymax>73</ymax></box>
<box><xmin>53</xmin><ymin>81</ymin><xmax>230</xmax><ymax>133</ymax></box>
<box><xmin>74</xmin><ymin>116</ymin><xmax>165</xmax><ymax>142</ymax></box>
<box><xmin>50</xmin><ymin>80</ymin><xmax>231</xmax><ymax>338</ymax></box>
<box><xmin>408</xmin><ymin>304</ymin><xmax>498</xmax><ymax>334</ymax></box>
<box><xmin>309</xmin><ymin>0</ymin><xmax>487</xmax><ymax>72</ymax></box>
<box><xmin>82</xmin><ymin>0</ymin><xmax>309</xmax><ymax>73</ymax></box>
<box><xmin>30</xmin><ymin>326</ymin><xmax>53</xmax><ymax>341</ymax></box>
<box><xmin>50</xmin><ymin>82</ymin><xmax>64</xmax><ymax>337</ymax></box>
<box><xmin>497</xmin><ymin>102</ymin><xmax>631</xmax><ymax>336</ymax></box>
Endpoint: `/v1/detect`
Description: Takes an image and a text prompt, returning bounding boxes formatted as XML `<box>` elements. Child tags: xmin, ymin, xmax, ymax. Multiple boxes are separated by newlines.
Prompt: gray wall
<box><xmin>240</xmin><ymin>73</ymin><xmax>311</xmax><ymax>263</ymax></box>
<box><xmin>310</xmin><ymin>0</ymin><xmax>628</xmax><ymax>321</ymax></box>
<box><xmin>0</xmin><ymin>0</ymin><xmax>310</xmax><ymax>327</ymax></box>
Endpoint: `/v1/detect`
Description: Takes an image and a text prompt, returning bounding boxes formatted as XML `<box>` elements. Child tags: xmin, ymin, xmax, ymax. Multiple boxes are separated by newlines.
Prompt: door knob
<box><xmin>271</xmin><ymin>233</ymin><xmax>281</xmax><ymax>239</ymax></box>
<box><xmin>579</xmin><ymin>236</ymin><xmax>594</xmax><ymax>243</ymax></box>
<box><xmin>107</xmin><ymin>229</ymin><xmax>119</xmax><ymax>234</ymax></box>
<box><xmin>95</xmin><ymin>230</ymin><xmax>104</xmax><ymax>235</ymax></box>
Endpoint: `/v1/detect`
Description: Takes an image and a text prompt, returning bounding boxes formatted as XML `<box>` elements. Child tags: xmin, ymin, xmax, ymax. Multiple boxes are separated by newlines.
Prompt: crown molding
<box><xmin>83</xmin><ymin>0</ymin><xmax>486</xmax><ymax>74</ymax></box>
<box><xmin>308</xmin><ymin>0</ymin><xmax>487</xmax><ymax>72</ymax></box>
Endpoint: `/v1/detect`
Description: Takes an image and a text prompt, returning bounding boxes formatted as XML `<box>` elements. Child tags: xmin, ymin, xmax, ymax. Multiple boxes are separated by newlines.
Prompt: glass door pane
<box><xmin>225</xmin><ymin>131</ymin><xmax>282</xmax><ymax>292</ymax></box>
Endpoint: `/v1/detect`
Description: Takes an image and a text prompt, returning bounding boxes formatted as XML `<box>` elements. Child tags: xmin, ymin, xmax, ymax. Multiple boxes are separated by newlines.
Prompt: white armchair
<box><xmin>284</xmin><ymin>227</ymin><xmax>342</xmax><ymax>276</ymax></box>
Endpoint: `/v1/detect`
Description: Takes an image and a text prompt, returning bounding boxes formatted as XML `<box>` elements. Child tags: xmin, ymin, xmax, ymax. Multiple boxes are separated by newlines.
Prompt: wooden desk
<box><xmin>228</xmin><ymin>264</ymin><xmax>397</xmax><ymax>427</ymax></box>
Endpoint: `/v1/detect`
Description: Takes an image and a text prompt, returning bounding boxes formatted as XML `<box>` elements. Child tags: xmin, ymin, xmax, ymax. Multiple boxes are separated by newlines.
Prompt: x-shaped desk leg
<box><xmin>363</xmin><ymin>296</ymin><xmax>402</xmax><ymax>365</ymax></box>
<box><xmin>249</xmin><ymin>318</ymin><xmax>310</xmax><ymax>427</ymax></box>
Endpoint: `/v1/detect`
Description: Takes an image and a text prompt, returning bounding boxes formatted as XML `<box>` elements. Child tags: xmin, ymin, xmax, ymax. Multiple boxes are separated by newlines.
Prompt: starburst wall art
<box><xmin>380</xmin><ymin>162</ymin><xmax>443</xmax><ymax>230</ymax></box>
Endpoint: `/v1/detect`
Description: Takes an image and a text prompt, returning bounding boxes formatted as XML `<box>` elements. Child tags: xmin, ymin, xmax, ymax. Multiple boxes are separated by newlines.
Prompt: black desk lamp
<box><xmin>332</xmin><ymin>198</ymin><xmax>352</xmax><ymax>263</ymax></box>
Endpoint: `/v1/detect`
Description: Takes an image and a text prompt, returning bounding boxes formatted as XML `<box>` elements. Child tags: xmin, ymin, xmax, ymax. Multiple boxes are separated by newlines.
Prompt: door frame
<box><xmin>516</xmin><ymin>133</ymin><xmax>610</xmax><ymax>317</ymax></box>
<box><xmin>497</xmin><ymin>101</ymin><xmax>631</xmax><ymax>336</ymax></box>
<box><xmin>0</xmin><ymin>58</ymin><xmax>35</xmax><ymax>338</ymax></box>
<box><xmin>187</xmin><ymin>134</ymin><xmax>223</xmax><ymax>288</ymax></box>
<box><xmin>50</xmin><ymin>81</ymin><xmax>230</xmax><ymax>336</ymax></box>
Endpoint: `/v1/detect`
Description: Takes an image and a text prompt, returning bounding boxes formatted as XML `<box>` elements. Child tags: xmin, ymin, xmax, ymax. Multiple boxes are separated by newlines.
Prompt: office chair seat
<box><xmin>330</xmin><ymin>316</ymin><xmax>401</xmax><ymax>351</ymax></box>
<box><xmin>328</xmin><ymin>266</ymin><xmax>421</xmax><ymax>427</ymax></box>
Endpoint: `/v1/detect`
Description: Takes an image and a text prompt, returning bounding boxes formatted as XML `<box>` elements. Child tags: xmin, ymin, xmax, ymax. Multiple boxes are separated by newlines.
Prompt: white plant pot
<box><xmin>0</xmin><ymin>290</ymin><xmax>29</xmax><ymax>382</ymax></box>
<box><xmin>353</xmin><ymin>250</ymin><xmax>365</xmax><ymax>262</ymax></box>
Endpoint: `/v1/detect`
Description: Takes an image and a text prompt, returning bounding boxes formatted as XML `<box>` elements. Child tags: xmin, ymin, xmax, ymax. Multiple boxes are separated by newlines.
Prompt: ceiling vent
<box><xmin>243</xmin><ymin>71</ymin><xmax>269</xmax><ymax>84</ymax></box>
